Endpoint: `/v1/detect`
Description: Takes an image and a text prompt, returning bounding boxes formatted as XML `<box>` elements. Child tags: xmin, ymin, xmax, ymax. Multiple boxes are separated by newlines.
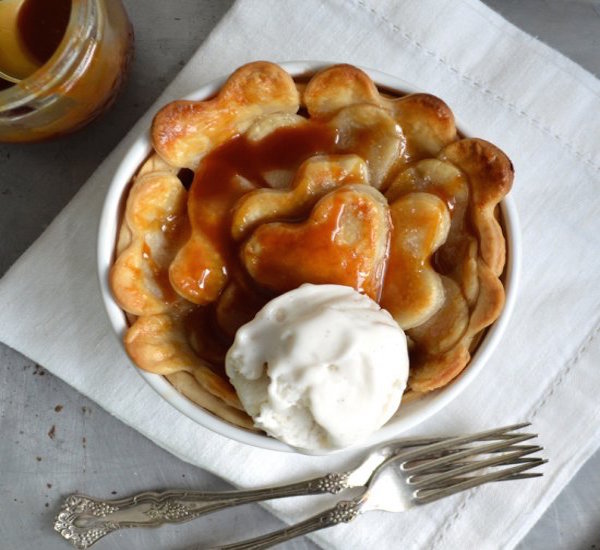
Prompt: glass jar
<box><xmin>0</xmin><ymin>0</ymin><xmax>133</xmax><ymax>142</ymax></box>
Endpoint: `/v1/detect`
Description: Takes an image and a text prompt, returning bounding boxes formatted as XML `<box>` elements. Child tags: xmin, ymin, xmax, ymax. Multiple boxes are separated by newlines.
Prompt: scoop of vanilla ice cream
<box><xmin>225</xmin><ymin>284</ymin><xmax>409</xmax><ymax>451</ymax></box>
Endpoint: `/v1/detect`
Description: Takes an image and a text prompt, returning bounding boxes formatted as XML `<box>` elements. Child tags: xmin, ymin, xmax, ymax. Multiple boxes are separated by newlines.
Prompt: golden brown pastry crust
<box><xmin>303</xmin><ymin>64</ymin><xmax>381</xmax><ymax>116</ymax></box>
<box><xmin>392</xmin><ymin>94</ymin><xmax>457</xmax><ymax>160</ymax></box>
<box><xmin>409</xmin><ymin>341</ymin><xmax>472</xmax><ymax>392</ymax></box>
<box><xmin>152</xmin><ymin>61</ymin><xmax>300</xmax><ymax>170</ymax></box>
<box><xmin>124</xmin><ymin>313</ymin><xmax>243</xmax><ymax>410</ymax></box>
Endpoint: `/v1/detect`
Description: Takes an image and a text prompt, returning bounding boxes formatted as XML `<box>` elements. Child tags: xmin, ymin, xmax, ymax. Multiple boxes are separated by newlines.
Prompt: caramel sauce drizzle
<box><xmin>183</xmin><ymin>121</ymin><xmax>339</xmax><ymax>369</ymax></box>
<box><xmin>188</xmin><ymin>122</ymin><xmax>338</xmax><ymax>268</ymax></box>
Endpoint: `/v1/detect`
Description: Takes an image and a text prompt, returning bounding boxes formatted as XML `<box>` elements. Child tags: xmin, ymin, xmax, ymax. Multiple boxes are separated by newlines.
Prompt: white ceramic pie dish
<box><xmin>97</xmin><ymin>61</ymin><xmax>521</xmax><ymax>454</ymax></box>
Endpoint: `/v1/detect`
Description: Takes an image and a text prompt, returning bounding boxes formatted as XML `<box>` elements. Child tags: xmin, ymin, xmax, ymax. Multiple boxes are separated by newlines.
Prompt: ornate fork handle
<box><xmin>53</xmin><ymin>473</ymin><xmax>351</xmax><ymax>549</ymax></box>
<box><xmin>215</xmin><ymin>497</ymin><xmax>363</xmax><ymax>550</ymax></box>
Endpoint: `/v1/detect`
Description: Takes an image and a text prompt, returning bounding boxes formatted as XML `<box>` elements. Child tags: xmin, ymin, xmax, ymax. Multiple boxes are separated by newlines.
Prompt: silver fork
<box><xmin>53</xmin><ymin>432</ymin><xmax>460</xmax><ymax>550</ymax></box>
<box><xmin>53</xmin><ymin>423</ymin><xmax>536</xmax><ymax>549</ymax></box>
<box><xmin>216</xmin><ymin>428</ymin><xmax>546</xmax><ymax>550</ymax></box>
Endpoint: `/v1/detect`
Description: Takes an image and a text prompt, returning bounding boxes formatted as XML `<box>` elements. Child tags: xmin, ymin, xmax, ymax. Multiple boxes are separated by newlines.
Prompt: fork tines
<box><xmin>398</xmin><ymin>423</ymin><xmax>546</xmax><ymax>504</ymax></box>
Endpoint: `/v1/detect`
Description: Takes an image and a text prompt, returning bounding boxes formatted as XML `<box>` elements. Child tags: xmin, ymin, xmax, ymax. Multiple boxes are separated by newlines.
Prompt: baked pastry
<box><xmin>241</xmin><ymin>184</ymin><xmax>391</xmax><ymax>301</ymax></box>
<box><xmin>110</xmin><ymin>61</ymin><xmax>513</xmax><ymax>432</ymax></box>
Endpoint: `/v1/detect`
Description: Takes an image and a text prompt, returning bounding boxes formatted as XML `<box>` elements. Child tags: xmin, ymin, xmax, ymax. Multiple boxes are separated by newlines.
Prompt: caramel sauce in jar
<box><xmin>0</xmin><ymin>0</ymin><xmax>133</xmax><ymax>142</ymax></box>
<box><xmin>19</xmin><ymin>0</ymin><xmax>72</xmax><ymax>66</ymax></box>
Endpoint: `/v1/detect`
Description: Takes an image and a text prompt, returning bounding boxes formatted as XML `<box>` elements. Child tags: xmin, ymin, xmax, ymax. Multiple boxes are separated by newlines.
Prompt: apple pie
<box><xmin>110</xmin><ymin>61</ymin><xmax>513</xmax><ymax>430</ymax></box>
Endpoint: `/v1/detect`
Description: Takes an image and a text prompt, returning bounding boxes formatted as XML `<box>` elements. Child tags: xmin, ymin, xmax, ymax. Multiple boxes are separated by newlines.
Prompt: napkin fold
<box><xmin>2</xmin><ymin>0</ymin><xmax>600</xmax><ymax>548</ymax></box>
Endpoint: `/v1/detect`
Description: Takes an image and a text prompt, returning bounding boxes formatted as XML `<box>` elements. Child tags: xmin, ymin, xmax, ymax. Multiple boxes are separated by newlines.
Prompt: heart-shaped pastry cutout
<box><xmin>380</xmin><ymin>192</ymin><xmax>450</xmax><ymax>329</ymax></box>
<box><xmin>304</xmin><ymin>65</ymin><xmax>457</xmax><ymax>161</ymax></box>
<box><xmin>110</xmin><ymin>158</ymin><xmax>189</xmax><ymax>316</ymax></box>
<box><xmin>439</xmin><ymin>138</ymin><xmax>513</xmax><ymax>276</ymax></box>
<box><xmin>386</xmin><ymin>158</ymin><xmax>479</xmax><ymax>305</ymax></box>
<box><xmin>330</xmin><ymin>103</ymin><xmax>403</xmax><ymax>190</ymax></box>
<box><xmin>152</xmin><ymin>61</ymin><xmax>300</xmax><ymax>170</ymax></box>
<box><xmin>231</xmin><ymin>154</ymin><xmax>369</xmax><ymax>241</ymax></box>
<box><xmin>241</xmin><ymin>184</ymin><xmax>391</xmax><ymax>300</ymax></box>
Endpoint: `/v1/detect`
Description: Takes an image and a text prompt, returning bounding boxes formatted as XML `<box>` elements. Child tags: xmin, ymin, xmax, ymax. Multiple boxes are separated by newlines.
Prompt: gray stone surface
<box><xmin>0</xmin><ymin>1</ymin><xmax>599</xmax><ymax>549</ymax></box>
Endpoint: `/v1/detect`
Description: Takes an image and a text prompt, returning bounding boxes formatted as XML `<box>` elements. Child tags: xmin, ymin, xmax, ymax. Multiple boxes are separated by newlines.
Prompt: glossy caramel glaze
<box><xmin>242</xmin><ymin>185</ymin><xmax>390</xmax><ymax>301</ymax></box>
<box><xmin>169</xmin><ymin>121</ymin><xmax>338</xmax><ymax>305</ymax></box>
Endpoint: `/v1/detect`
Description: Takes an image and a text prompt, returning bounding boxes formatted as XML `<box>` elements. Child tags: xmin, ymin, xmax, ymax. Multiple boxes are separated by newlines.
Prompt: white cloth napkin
<box><xmin>2</xmin><ymin>0</ymin><xmax>600</xmax><ymax>548</ymax></box>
